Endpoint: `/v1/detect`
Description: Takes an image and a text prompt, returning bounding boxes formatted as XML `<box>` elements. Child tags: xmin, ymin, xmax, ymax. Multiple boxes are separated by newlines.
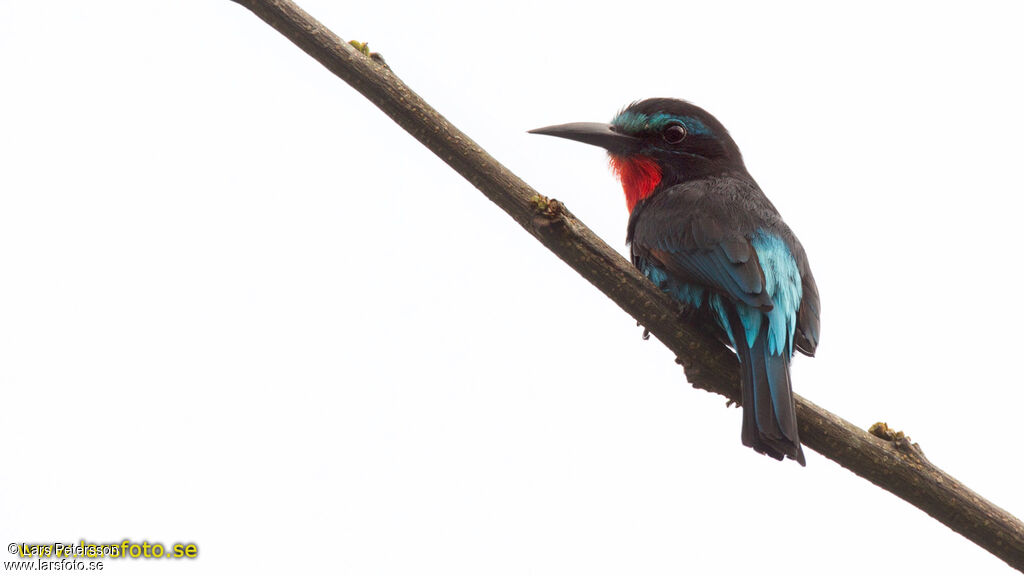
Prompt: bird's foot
<box><xmin>636</xmin><ymin>320</ymin><xmax>652</xmax><ymax>341</ymax></box>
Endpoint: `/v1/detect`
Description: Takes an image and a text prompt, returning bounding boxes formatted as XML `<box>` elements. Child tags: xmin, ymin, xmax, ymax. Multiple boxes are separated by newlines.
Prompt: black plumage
<box><xmin>532</xmin><ymin>99</ymin><xmax>820</xmax><ymax>464</ymax></box>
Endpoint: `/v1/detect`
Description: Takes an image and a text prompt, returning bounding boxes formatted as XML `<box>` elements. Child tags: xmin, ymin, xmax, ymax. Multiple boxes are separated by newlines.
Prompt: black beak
<box><xmin>528</xmin><ymin>122</ymin><xmax>641</xmax><ymax>154</ymax></box>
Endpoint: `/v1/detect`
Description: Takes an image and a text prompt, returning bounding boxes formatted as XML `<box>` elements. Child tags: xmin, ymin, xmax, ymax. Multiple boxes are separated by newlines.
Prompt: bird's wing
<box><xmin>629</xmin><ymin>181</ymin><xmax>774</xmax><ymax>311</ymax></box>
<box><xmin>794</xmin><ymin>267</ymin><xmax>820</xmax><ymax>356</ymax></box>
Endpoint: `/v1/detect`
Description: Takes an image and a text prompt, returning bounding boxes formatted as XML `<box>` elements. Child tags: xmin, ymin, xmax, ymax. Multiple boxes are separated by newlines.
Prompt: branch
<box><xmin>229</xmin><ymin>0</ymin><xmax>1024</xmax><ymax>571</ymax></box>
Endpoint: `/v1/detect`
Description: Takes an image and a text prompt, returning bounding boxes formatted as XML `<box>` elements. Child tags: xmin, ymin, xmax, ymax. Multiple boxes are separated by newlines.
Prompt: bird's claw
<box><xmin>635</xmin><ymin>320</ymin><xmax>652</xmax><ymax>340</ymax></box>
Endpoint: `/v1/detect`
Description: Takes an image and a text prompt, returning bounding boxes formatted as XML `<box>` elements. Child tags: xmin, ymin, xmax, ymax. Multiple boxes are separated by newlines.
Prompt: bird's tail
<box><xmin>727</xmin><ymin>309</ymin><xmax>805</xmax><ymax>465</ymax></box>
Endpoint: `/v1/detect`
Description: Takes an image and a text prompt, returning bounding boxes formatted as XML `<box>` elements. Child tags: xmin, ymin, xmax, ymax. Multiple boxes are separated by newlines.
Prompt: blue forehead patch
<box><xmin>611</xmin><ymin>111</ymin><xmax>712</xmax><ymax>137</ymax></box>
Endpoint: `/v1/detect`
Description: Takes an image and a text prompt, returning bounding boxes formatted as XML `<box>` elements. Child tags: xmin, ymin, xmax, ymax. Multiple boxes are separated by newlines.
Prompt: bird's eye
<box><xmin>662</xmin><ymin>123</ymin><xmax>687</xmax><ymax>144</ymax></box>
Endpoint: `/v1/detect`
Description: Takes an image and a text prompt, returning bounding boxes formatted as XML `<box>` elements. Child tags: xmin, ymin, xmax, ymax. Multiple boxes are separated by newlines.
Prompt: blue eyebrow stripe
<box><xmin>611</xmin><ymin>111</ymin><xmax>713</xmax><ymax>136</ymax></box>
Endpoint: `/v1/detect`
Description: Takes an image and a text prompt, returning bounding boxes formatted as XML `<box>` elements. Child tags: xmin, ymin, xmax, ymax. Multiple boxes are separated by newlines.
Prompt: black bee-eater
<box><xmin>531</xmin><ymin>98</ymin><xmax>820</xmax><ymax>465</ymax></box>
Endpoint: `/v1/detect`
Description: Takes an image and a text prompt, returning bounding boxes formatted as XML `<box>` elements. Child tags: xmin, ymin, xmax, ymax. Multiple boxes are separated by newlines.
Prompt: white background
<box><xmin>2</xmin><ymin>1</ymin><xmax>1023</xmax><ymax>574</ymax></box>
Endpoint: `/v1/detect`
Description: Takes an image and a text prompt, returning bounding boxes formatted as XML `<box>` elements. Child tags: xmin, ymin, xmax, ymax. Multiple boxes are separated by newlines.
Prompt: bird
<box><xmin>530</xmin><ymin>98</ymin><xmax>819</xmax><ymax>465</ymax></box>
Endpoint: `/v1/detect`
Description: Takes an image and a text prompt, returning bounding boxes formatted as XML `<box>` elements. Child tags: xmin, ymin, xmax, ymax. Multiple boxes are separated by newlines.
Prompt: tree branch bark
<box><xmin>229</xmin><ymin>0</ymin><xmax>1024</xmax><ymax>571</ymax></box>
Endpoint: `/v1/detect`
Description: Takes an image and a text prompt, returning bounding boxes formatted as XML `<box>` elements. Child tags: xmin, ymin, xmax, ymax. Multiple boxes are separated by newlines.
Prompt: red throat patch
<box><xmin>609</xmin><ymin>154</ymin><xmax>662</xmax><ymax>212</ymax></box>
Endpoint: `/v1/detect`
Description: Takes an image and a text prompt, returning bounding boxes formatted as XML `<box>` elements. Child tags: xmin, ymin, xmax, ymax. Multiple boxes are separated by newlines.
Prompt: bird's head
<box><xmin>530</xmin><ymin>98</ymin><xmax>746</xmax><ymax>212</ymax></box>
